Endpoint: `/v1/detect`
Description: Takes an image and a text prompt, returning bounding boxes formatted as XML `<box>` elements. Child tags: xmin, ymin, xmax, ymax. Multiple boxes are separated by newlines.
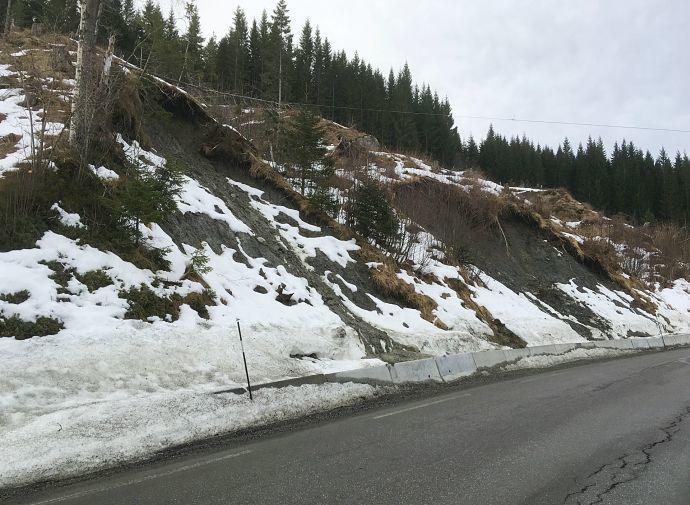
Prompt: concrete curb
<box><xmin>214</xmin><ymin>334</ymin><xmax>690</xmax><ymax>394</ymax></box>
<box><xmin>214</xmin><ymin>374</ymin><xmax>326</xmax><ymax>396</ymax></box>
<box><xmin>324</xmin><ymin>365</ymin><xmax>393</xmax><ymax>385</ymax></box>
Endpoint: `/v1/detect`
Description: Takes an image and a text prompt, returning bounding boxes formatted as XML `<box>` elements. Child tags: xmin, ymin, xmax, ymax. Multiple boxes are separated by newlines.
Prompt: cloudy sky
<box><xmin>158</xmin><ymin>0</ymin><xmax>689</xmax><ymax>157</ymax></box>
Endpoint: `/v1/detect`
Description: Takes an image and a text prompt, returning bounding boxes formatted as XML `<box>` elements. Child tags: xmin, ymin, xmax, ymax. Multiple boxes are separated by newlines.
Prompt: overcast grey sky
<box><xmin>158</xmin><ymin>0</ymin><xmax>689</xmax><ymax>157</ymax></box>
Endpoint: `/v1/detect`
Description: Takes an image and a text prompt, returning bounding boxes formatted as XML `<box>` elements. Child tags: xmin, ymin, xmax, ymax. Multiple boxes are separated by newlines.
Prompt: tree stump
<box><xmin>31</xmin><ymin>22</ymin><xmax>44</xmax><ymax>36</ymax></box>
<box><xmin>50</xmin><ymin>45</ymin><xmax>73</xmax><ymax>73</ymax></box>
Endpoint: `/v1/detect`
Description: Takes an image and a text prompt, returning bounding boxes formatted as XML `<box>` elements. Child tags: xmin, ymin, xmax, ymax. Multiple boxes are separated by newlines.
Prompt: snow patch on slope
<box><xmin>471</xmin><ymin>274</ymin><xmax>586</xmax><ymax>345</ymax></box>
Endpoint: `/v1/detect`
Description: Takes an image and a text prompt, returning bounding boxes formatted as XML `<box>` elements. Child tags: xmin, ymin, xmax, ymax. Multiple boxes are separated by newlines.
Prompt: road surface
<box><xmin>9</xmin><ymin>348</ymin><xmax>690</xmax><ymax>505</ymax></box>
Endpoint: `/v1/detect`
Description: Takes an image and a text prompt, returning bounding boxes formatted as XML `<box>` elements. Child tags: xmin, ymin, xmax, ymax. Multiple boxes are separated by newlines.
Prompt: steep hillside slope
<box><xmin>1</xmin><ymin>32</ymin><xmax>690</xmax><ymax>486</ymax></box>
<box><xmin>1</xmin><ymin>33</ymin><xmax>689</xmax><ymax>367</ymax></box>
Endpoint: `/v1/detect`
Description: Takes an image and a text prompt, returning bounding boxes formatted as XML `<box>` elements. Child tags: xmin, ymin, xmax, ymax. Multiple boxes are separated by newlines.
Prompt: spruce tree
<box><xmin>267</xmin><ymin>0</ymin><xmax>291</xmax><ymax>102</ymax></box>
<box><xmin>227</xmin><ymin>7</ymin><xmax>249</xmax><ymax>93</ymax></box>
<box><xmin>247</xmin><ymin>20</ymin><xmax>262</xmax><ymax>95</ymax></box>
<box><xmin>284</xmin><ymin>108</ymin><xmax>334</xmax><ymax>199</ymax></box>
<box><xmin>348</xmin><ymin>179</ymin><xmax>399</xmax><ymax>247</ymax></box>
<box><xmin>180</xmin><ymin>1</ymin><xmax>204</xmax><ymax>84</ymax></box>
<box><xmin>203</xmin><ymin>35</ymin><xmax>219</xmax><ymax>87</ymax></box>
<box><xmin>293</xmin><ymin>20</ymin><xmax>314</xmax><ymax>103</ymax></box>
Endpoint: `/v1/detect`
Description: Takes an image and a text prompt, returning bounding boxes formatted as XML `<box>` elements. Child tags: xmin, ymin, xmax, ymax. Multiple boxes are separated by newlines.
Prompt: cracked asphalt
<box><xmin>7</xmin><ymin>348</ymin><xmax>690</xmax><ymax>505</ymax></box>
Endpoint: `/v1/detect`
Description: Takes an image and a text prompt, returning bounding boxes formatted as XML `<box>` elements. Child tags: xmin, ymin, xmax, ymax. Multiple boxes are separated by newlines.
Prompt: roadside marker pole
<box><xmin>236</xmin><ymin>319</ymin><xmax>253</xmax><ymax>401</ymax></box>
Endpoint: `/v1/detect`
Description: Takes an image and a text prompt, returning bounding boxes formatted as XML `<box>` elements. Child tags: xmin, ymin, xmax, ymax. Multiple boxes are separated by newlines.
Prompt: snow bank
<box><xmin>500</xmin><ymin>347</ymin><xmax>636</xmax><ymax>371</ymax></box>
<box><xmin>0</xmin><ymin>383</ymin><xmax>376</xmax><ymax>488</ymax></box>
<box><xmin>654</xmin><ymin>279</ymin><xmax>690</xmax><ymax>334</ymax></box>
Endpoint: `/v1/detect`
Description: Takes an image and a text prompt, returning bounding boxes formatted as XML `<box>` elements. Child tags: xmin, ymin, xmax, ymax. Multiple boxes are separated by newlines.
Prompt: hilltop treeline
<box><xmin>1</xmin><ymin>0</ymin><xmax>462</xmax><ymax>166</ymax></box>
<box><xmin>3</xmin><ymin>0</ymin><xmax>688</xmax><ymax>224</ymax></box>
<box><xmin>470</xmin><ymin>127</ymin><xmax>690</xmax><ymax>224</ymax></box>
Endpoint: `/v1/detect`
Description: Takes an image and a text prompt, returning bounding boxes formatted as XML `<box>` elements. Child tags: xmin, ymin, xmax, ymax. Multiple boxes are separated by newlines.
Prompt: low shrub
<box><xmin>0</xmin><ymin>315</ymin><xmax>64</xmax><ymax>339</ymax></box>
<box><xmin>183</xmin><ymin>289</ymin><xmax>215</xmax><ymax>320</ymax></box>
<box><xmin>120</xmin><ymin>284</ymin><xmax>181</xmax><ymax>322</ymax></box>
<box><xmin>41</xmin><ymin>260</ymin><xmax>75</xmax><ymax>293</ymax></box>
<box><xmin>75</xmin><ymin>269</ymin><xmax>112</xmax><ymax>292</ymax></box>
<box><xmin>120</xmin><ymin>284</ymin><xmax>215</xmax><ymax>321</ymax></box>
<box><xmin>0</xmin><ymin>290</ymin><xmax>30</xmax><ymax>304</ymax></box>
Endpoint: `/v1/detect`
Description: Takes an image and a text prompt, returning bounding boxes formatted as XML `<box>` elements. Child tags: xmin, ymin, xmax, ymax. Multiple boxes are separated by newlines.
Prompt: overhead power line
<box><xmin>152</xmin><ymin>73</ymin><xmax>690</xmax><ymax>134</ymax></box>
<box><xmin>453</xmin><ymin>115</ymin><xmax>690</xmax><ymax>134</ymax></box>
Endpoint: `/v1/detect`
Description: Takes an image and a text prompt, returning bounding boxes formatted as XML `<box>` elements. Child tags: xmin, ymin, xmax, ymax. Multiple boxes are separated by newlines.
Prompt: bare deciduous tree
<box><xmin>4</xmin><ymin>0</ymin><xmax>12</xmax><ymax>36</ymax></box>
<box><xmin>70</xmin><ymin>0</ymin><xmax>102</xmax><ymax>156</ymax></box>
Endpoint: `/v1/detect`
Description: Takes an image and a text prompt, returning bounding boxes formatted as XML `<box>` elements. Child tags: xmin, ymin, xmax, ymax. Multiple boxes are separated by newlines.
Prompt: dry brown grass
<box><xmin>0</xmin><ymin>32</ymin><xmax>76</xmax><ymax>137</ymax></box>
<box><xmin>445</xmin><ymin>276</ymin><xmax>527</xmax><ymax>348</ymax></box>
<box><xmin>461</xmin><ymin>168</ymin><xmax>489</xmax><ymax>181</ymax></box>
<box><xmin>393</xmin><ymin>148</ymin><xmax>439</xmax><ymax>171</ymax></box>
<box><xmin>319</xmin><ymin>118</ymin><xmax>361</xmax><ymax>146</ymax></box>
<box><xmin>0</xmin><ymin>133</ymin><xmax>21</xmax><ymax>159</ymax></box>
<box><xmin>357</xmin><ymin>244</ymin><xmax>444</xmax><ymax>327</ymax></box>
<box><xmin>0</xmin><ymin>31</ymin><xmax>76</xmax><ymax>80</ymax></box>
<box><xmin>523</xmin><ymin>188</ymin><xmax>598</xmax><ymax>224</ymax></box>
<box><xmin>392</xmin><ymin>178</ymin><xmax>510</xmax><ymax>265</ymax></box>
<box><xmin>506</xmin><ymin>201</ymin><xmax>658</xmax><ymax>314</ymax></box>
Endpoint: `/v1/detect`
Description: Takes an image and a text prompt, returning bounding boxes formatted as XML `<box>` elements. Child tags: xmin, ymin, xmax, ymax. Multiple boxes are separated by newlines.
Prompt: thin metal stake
<box><xmin>236</xmin><ymin>319</ymin><xmax>253</xmax><ymax>401</ymax></box>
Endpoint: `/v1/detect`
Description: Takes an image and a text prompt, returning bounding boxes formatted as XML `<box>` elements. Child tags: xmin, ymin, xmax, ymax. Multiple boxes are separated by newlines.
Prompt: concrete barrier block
<box><xmin>662</xmin><ymin>334</ymin><xmax>690</xmax><ymax>347</ymax></box>
<box><xmin>503</xmin><ymin>348</ymin><xmax>531</xmax><ymax>361</ymax></box>
<box><xmin>594</xmin><ymin>339</ymin><xmax>634</xmax><ymax>350</ymax></box>
<box><xmin>629</xmin><ymin>338</ymin><xmax>650</xmax><ymax>350</ymax></box>
<box><xmin>435</xmin><ymin>353</ymin><xmax>477</xmax><ymax>381</ymax></box>
<box><xmin>391</xmin><ymin>358</ymin><xmax>443</xmax><ymax>384</ymax></box>
<box><xmin>552</xmin><ymin>343</ymin><xmax>577</xmax><ymax>354</ymax></box>
<box><xmin>576</xmin><ymin>342</ymin><xmax>597</xmax><ymax>349</ymax></box>
<box><xmin>645</xmin><ymin>337</ymin><xmax>665</xmax><ymax>349</ymax></box>
<box><xmin>472</xmin><ymin>349</ymin><xmax>508</xmax><ymax>369</ymax></box>
<box><xmin>677</xmin><ymin>334</ymin><xmax>690</xmax><ymax>345</ymax></box>
<box><xmin>325</xmin><ymin>365</ymin><xmax>393</xmax><ymax>385</ymax></box>
<box><xmin>527</xmin><ymin>345</ymin><xmax>559</xmax><ymax>356</ymax></box>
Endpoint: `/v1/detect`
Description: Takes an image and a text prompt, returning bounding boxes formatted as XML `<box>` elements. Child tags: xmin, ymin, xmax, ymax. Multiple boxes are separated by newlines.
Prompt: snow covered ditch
<box><xmin>499</xmin><ymin>347</ymin><xmax>637</xmax><ymax>372</ymax></box>
<box><xmin>0</xmin><ymin>382</ymin><xmax>377</xmax><ymax>489</ymax></box>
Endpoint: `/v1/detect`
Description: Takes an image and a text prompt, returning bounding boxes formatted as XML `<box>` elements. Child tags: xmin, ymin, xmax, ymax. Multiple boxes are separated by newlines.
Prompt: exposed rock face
<box><xmin>200</xmin><ymin>124</ymin><xmax>257</xmax><ymax>170</ymax></box>
<box><xmin>336</xmin><ymin>133</ymin><xmax>380</xmax><ymax>155</ymax></box>
<box><xmin>353</xmin><ymin>134</ymin><xmax>380</xmax><ymax>151</ymax></box>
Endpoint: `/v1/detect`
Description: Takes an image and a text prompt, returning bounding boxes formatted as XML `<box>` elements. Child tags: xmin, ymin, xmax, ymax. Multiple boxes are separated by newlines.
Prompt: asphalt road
<box><xmin>9</xmin><ymin>348</ymin><xmax>690</xmax><ymax>505</ymax></box>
